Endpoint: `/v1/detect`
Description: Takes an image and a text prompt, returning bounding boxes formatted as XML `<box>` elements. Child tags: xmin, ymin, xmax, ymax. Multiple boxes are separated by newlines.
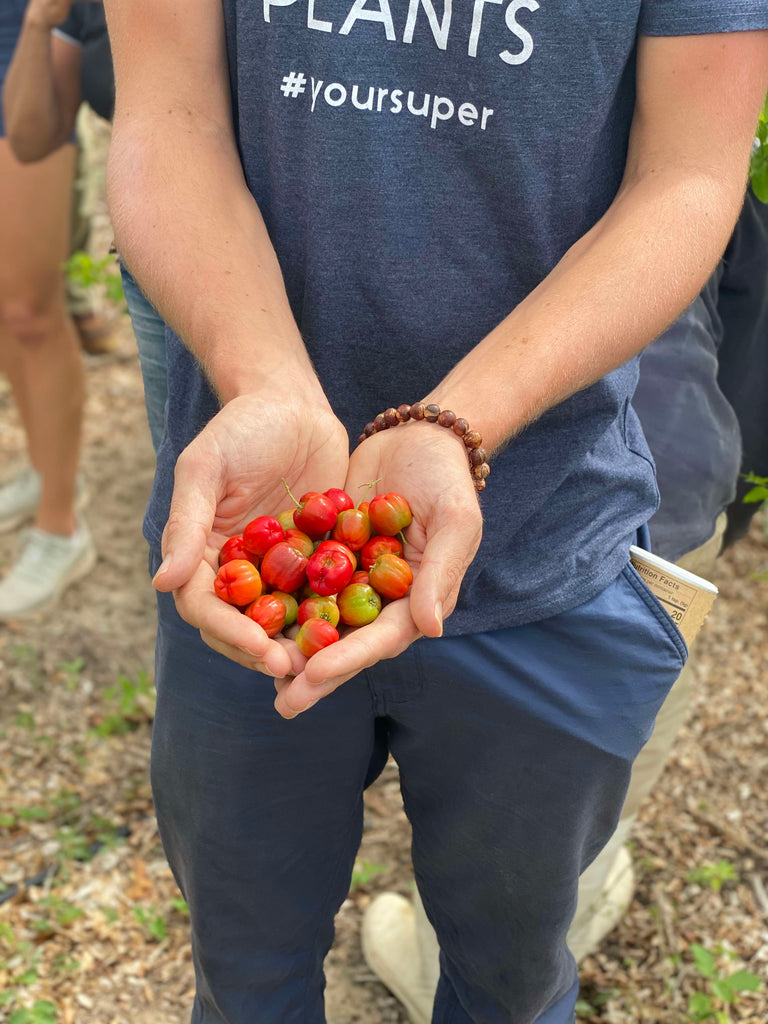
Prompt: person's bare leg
<box><xmin>0</xmin><ymin>140</ymin><xmax>83</xmax><ymax>537</ymax></box>
<box><xmin>0</xmin><ymin>337</ymin><xmax>33</xmax><ymax>443</ymax></box>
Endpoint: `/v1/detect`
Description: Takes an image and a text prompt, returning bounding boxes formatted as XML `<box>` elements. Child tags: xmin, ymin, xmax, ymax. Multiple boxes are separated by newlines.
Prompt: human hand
<box><xmin>24</xmin><ymin>0</ymin><xmax>78</xmax><ymax>30</ymax></box>
<box><xmin>273</xmin><ymin>422</ymin><xmax>483</xmax><ymax>717</ymax></box>
<box><xmin>153</xmin><ymin>392</ymin><xmax>349</xmax><ymax>680</ymax></box>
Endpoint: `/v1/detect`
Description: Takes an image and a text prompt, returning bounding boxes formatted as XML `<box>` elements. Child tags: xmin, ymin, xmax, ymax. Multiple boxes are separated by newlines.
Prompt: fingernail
<box><xmin>153</xmin><ymin>553</ymin><xmax>173</xmax><ymax>583</ymax></box>
<box><xmin>435</xmin><ymin>602</ymin><xmax>443</xmax><ymax>637</ymax></box>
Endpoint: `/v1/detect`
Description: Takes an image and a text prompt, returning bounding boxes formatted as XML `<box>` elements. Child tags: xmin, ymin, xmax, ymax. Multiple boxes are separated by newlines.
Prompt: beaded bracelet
<box><xmin>358</xmin><ymin>403</ymin><xmax>491</xmax><ymax>492</ymax></box>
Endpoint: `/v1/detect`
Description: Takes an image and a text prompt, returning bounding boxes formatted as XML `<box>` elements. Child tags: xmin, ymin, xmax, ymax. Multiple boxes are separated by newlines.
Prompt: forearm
<box><xmin>108</xmin><ymin>118</ymin><xmax>323</xmax><ymax>405</ymax></box>
<box><xmin>428</xmin><ymin>167</ymin><xmax>746</xmax><ymax>453</ymax></box>
<box><xmin>3</xmin><ymin>8</ymin><xmax>69</xmax><ymax>161</ymax></box>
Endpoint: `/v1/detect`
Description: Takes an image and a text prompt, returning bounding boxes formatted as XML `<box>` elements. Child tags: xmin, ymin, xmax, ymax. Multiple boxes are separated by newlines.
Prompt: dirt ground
<box><xmin>1</xmin><ymin>120</ymin><xmax>768</xmax><ymax>1024</ymax></box>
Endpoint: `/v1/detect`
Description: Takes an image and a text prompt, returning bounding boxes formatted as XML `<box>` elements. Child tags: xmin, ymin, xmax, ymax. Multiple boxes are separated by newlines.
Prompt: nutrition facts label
<box><xmin>629</xmin><ymin>546</ymin><xmax>718</xmax><ymax>648</ymax></box>
<box><xmin>631</xmin><ymin>560</ymin><xmax>697</xmax><ymax>626</ymax></box>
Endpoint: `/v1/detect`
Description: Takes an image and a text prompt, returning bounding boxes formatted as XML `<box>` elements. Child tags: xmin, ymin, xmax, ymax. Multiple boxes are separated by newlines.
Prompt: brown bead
<box><xmin>410</xmin><ymin>402</ymin><xmax>426</xmax><ymax>420</ymax></box>
<box><xmin>437</xmin><ymin>409</ymin><xmax>457</xmax><ymax>429</ymax></box>
<box><xmin>364</xmin><ymin>422</ymin><xmax>376</xmax><ymax>437</ymax></box>
<box><xmin>424</xmin><ymin>404</ymin><xmax>440</xmax><ymax>422</ymax></box>
<box><xmin>397</xmin><ymin>404</ymin><xmax>411</xmax><ymax>422</ymax></box>
<box><xmin>453</xmin><ymin>417</ymin><xmax>469</xmax><ymax>436</ymax></box>
<box><xmin>384</xmin><ymin>407</ymin><xmax>400</xmax><ymax>427</ymax></box>
<box><xmin>474</xmin><ymin>477</ymin><xmax>487</xmax><ymax>492</ymax></box>
<box><xmin>472</xmin><ymin>462</ymin><xmax>490</xmax><ymax>480</ymax></box>
<box><xmin>469</xmin><ymin>447</ymin><xmax>487</xmax><ymax>467</ymax></box>
<box><xmin>358</xmin><ymin>434</ymin><xmax>367</xmax><ymax>444</ymax></box>
<box><xmin>463</xmin><ymin>430</ymin><xmax>483</xmax><ymax>449</ymax></box>
<box><xmin>374</xmin><ymin>413</ymin><xmax>388</xmax><ymax>431</ymax></box>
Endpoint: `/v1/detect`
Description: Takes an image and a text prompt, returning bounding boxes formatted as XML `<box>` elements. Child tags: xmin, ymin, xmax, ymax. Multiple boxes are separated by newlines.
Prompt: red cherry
<box><xmin>214</xmin><ymin>559</ymin><xmax>262</xmax><ymax>606</ymax></box>
<box><xmin>295</xmin><ymin>618</ymin><xmax>339</xmax><ymax>657</ymax></box>
<box><xmin>243</xmin><ymin>516</ymin><xmax>285</xmax><ymax>557</ymax></box>
<box><xmin>284</xmin><ymin>528</ymin><xmax>315</xmax><ymax>559</ymax></box>
<box><xmin>293</xmin><ymin>493</ymin><xmax>338</xmax><ymax>538</ymax></box>
<box><xmin>360</xmin><ymin>535</ymin><xmax>403</xmax><ymax>572</ymax></box>
<box><xmin>307</xmin><ymin>548</ymin><xmax>355</xmax><ymax>596</ymax></box>
<box><xmin>368</xmin><ymin>493</ymin><xmax>412</xmax><ymax>536</ymax></box>
<box><xmin>315</xmin><ymin>539</ymin><xmax>356</xmax><ymax>569</ymax></box>
<box><xmin>324</xmin><ymin>488</ymin><xmax>355</xmax><ymax>513</ymax></box>
<box><xmin>260</xmin><ymin>542</ymin><xmax>309</xmax><ymax>592</ymax></box>
<box><xmin>244</xmin><ymin>595</ymin><xmax>286</xmax><ymax>637</ymax></box>
<box><xmin>297</xmin><ymin>596</ymin><xmax>340</xmax><ymax>627</ymax></box>
<box><xmin>369</xmin><ymin>553</ymin><xmax>413</xmax><ymax>600</ymax></box>
<box><xmin>218</xmin><ymin>536</ymin><xmax>256</xmax><ymax>567</ymax></box>
<box><xmin>332</xmin><ymin>508</ymin><xmax>372</xmax><ymax>551</ymax></box>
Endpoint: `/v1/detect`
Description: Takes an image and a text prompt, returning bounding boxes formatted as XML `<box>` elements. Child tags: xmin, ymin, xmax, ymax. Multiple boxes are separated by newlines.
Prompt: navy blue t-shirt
<box><xmin>146</xmin><ymin>0</ymin><xmax>768</xmax><ymax>634</ymax></box>
<box><xmin>635</xmin><ymin>276</ymin><xmax>741</xmax><ymax>563</ymax></box>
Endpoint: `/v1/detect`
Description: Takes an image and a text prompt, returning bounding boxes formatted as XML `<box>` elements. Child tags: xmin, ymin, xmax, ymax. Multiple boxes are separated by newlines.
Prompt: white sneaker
<box><xmin>0</xmin><ymin>467</ymin><xmax>89</xmax><ymax>534</ymax></box>
<box><xmin>568</xmin><ymin>845</ymin><xmax>636</xmax><ymax>962</ymax></box>
<box><xmin>0</xmin><ymin>522</ymin><xmax>97</xmax><ymax>619</ymax></box>
<box><xmin>362</xmin><ymin>893</ymin><xmax>435</xmax><ymax>1024</ymax></box>
<box><xmin>0</xmin><ymin>467</ymin><xmax>41</xmax><ymax>533</ymax></box>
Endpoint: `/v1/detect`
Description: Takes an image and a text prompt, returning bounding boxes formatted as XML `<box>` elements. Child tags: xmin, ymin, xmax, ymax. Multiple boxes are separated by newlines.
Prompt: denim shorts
<box><xmin>0</xmin><ymin>1</ymin><xmax>26</xmax><ymax>138</ymax></box>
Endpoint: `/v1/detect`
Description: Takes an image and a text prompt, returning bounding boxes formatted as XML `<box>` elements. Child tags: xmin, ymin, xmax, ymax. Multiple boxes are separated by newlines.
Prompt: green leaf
<box><xmin>742</xmin><ymin>485</ymin><xmax>768</xmax><ymax>504</ymax></box>
<box><xmin>691</xmin><ymin>943</ymin><xmax>716</xmax><ymax>979</ymax></box>
<box><xmin>30</xmin><ymin>1001</ymin><xmax>57</xmax><ymax>1024</ymax></box>
<box><xmin>14</xmin><ymin>968</ymin><xmax>38</xmax><ymax>986</ymax></box>
<box><xmin>148</xmin><ymin>916</ymin><xmax>167</xmax><ymax>942</ymax></box>
<box><xmin>574</xmin><ymin>999</ymin><xmax>594</xmax><ymax>1017</ymax></box>
<box><xmin>710</xmin><ymin>978</ymin><xmax>735</xmax><ymax>1004</ymax></box>
<box><xmin>688</xmin><ymin>991</ymin><xmax>713</xmax><ymax>1019</ymax></box>
<box><xmin>8</xmin><ymin>1010</ymin><xmax>30</xmax><ymax>1024</ymax></box>
<box><xmin>724</xmin><ymin>970</ymin><xmax>761</xmax><ymax>993</ymax></box>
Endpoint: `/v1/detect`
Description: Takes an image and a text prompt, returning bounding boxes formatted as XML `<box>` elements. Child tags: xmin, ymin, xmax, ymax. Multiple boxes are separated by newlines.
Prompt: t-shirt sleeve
<box><xmin>52</xmin><ymin>7</ymin><xmax>85</xmax><ymax>46</ymax></box>
<box><xmin>640</xmin><ymin>1</ymin><xmax>768</xmax><ymax>36</ymax></box>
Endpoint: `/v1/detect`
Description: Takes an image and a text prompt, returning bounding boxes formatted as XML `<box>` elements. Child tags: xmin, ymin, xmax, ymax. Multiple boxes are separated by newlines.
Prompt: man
<box><xmin>104</xmin><ymin>1</ymin><xmax>768</xmax><ymax>1021</ymax></box>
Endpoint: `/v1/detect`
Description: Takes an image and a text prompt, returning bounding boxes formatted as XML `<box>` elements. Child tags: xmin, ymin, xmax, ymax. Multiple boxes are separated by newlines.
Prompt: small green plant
<box><xmin>575</xmin><ymin>989</ymin><xmax>620</xmax><ymax>1017</ymax></box>
<box><xmin>14</xmin><ymin>711</ymin><xmax>35</xmax><ymax>730</ymax></box>
<box><xmin>55</xmin><ymin>816</ymin><xmax>125</xmax><ymax>863</ymax></box>
<box><xmin>37</xmin><ymin>896</ymin><xmax>84</xmax><ymax>928</ymax></box>
<box><xmin>750</xmin><ymin>93</ymin><xmax>768</xmax><ymax>203</ymax></box>
<box><xmin>742</xmin><ymin>471</ymin><xmax>768</xmax><ymax>505</ymax></box>
<box><xmin>15</xmin><ymin>805</ymin><xmax>50</xmax><ymax>822</ymax></box>
<box><xmin>349</xmin><ymin>860</ymin><xmax>387</xmax><ymax>890</ymax></box>
<box><xmin>8</xmin><ymin>1000</ymin><xmax>57</xmax><ymax>1024</ymax></box>
<box><xmin>687</xmin><ymin>943</ymin><xmax>761</xmax><ymax>1022</ymax></box>
<box><xmin>686</xmin><ymin>860</ymin><xmax>738</xmax><ymax>892</ymax></box>
<box><xmin>170</xmin><ymin>896</ymin><xmax>190</xmax><ymax>916</ymax></box>
<box><xmin>59</xmin><ymin>657</ymin><xmax>85</xmax><ymax>691</ymax></box>
<box><xmin>133</xmin><ymin>905</ymin><xmax>168</xmax><ymax>942</ymax></box>
<box><xmin>52</xmin><ymin>953</ymin><xmax>80</xmax><ymax>975</ymax></box>
<box><xmin>64</xmin><ymin>251</ymin><xmax>124</xmax><ymax>305</ymax></box>
<box><xmin>93</xmin><ymin>670</ymin><xmax>156</xmax><ymax>737</ymax></box>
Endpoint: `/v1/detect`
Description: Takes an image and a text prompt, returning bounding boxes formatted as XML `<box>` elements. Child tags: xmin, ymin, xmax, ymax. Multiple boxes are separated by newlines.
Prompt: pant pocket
<box><xmin>621</xmin><ymin>562</ymin><xmax>688</xmax><ymax>669</ymax></box>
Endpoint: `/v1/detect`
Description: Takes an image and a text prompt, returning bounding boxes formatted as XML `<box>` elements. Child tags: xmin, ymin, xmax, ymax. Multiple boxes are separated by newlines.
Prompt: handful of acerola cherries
<box><xmin>214</xmin><ymin>482</ymin><xmax>414</xmax><ymax>657</ymax></box>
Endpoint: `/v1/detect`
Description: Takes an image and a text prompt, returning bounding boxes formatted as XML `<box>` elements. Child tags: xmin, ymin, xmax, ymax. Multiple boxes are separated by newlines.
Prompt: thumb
<box><xmin>409</xmin><ymin>510</ymin><xmax>482</xmax><ymax>638</ymax></box>
<box><xmin>153</xmin><ymin>446</ymin><xmax>220</xmax><ymax>592</ymax></box>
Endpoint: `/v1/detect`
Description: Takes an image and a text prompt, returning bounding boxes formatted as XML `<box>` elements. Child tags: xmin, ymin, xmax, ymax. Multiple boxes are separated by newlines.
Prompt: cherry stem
<box><xmin>281</xmin><ymin>477</ymin><xmax>302</xmax><ymax>509</ymax></box>
<box><xmin>357</xmin><ymin>478</ymin><xmax>382</xmax><ymax>508</ymax></box>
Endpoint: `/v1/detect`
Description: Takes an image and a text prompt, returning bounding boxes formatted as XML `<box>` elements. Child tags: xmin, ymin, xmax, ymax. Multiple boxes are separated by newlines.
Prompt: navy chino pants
<box><xmin>149</xmin><ymin>544</ymin><xmax>686</xmax><ymax>1024</ymax></box>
